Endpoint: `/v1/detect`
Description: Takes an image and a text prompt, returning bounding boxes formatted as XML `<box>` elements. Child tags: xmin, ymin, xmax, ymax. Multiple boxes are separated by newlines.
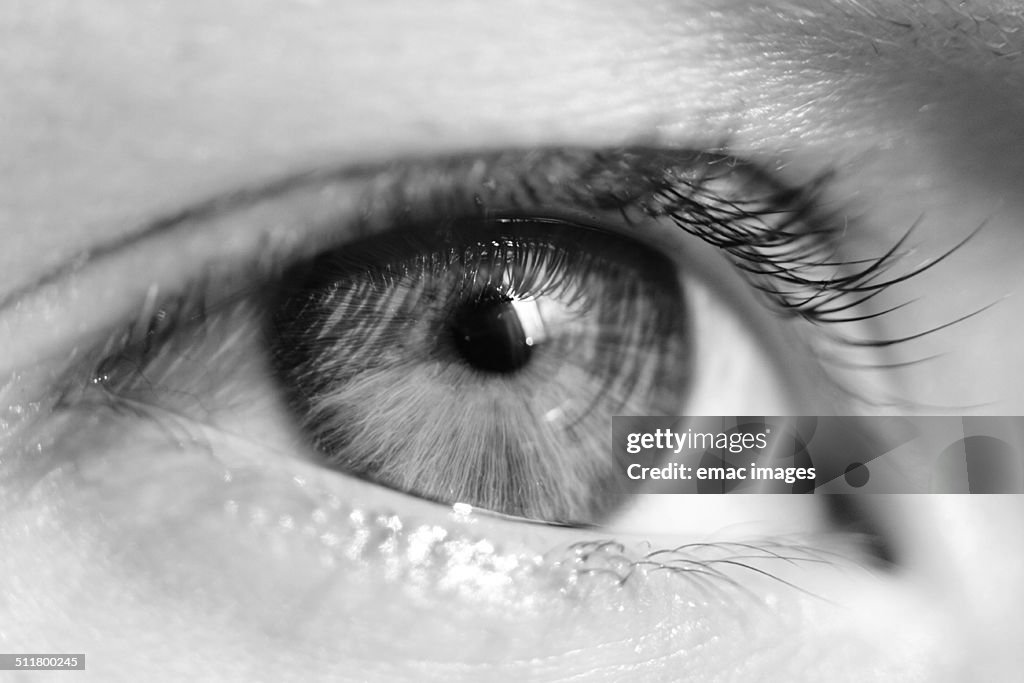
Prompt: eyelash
<box><xmin>561</xmin><ymin>536</ymin><xmax>853</xmax><ymax>601</ymax></box>
<box><xmin>644</xmin><ymin>164</ymin><xmax>985</xmax><ymax>408</ymax></box>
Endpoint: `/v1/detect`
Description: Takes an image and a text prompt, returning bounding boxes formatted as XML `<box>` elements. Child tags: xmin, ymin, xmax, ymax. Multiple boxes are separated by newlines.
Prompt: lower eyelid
<box><xmin>21</xmin><ymin>405</ymin><xmax>867</xmax><ymax>614</ymax></box>
<box><xmin>12</xmin><ymin>357</ymin><xmax>935</xmax><ymax>675</ymax></box>
<box><xmin>7</xmin><ymin>454</ymin><xmax>954</xmax><ymax>681</ymax></box>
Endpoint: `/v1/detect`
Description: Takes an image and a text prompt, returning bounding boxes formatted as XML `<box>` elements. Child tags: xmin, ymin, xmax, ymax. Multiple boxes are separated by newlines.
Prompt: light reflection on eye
<box><xmin>3</xmin><ymin>147</ymin><xmax>922</xmax><ymax>532</ymax></box>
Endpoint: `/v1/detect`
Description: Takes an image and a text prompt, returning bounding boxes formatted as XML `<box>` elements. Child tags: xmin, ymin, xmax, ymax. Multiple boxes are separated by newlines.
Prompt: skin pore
<box><xmin>2</xmin><ymin>1</ymin><xmax>1024</xmax><ymax>681</ymax></box>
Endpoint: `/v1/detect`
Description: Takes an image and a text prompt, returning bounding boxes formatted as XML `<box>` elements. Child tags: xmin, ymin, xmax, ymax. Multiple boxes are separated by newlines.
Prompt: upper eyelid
<box><xmin>0</xmin><ymin>145</ymin><xmax>817</xmax><ymax>312</ymax></box>
<box><xmin>0</xmin><ymin>146</ymin><xmax>839</xmax><ymax>375</ymax></box>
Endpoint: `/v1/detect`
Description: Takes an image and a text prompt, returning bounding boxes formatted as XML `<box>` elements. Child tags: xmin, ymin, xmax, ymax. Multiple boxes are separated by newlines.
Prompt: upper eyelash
<box><xmin>586</xmin><ymin>154</ymin><xmax>966</xmax><ymax>334</ymax></box>
<box><xmin>579</xmin><ymin>151</ymin><xmax>985</xmax><ymax>410</ymax></box>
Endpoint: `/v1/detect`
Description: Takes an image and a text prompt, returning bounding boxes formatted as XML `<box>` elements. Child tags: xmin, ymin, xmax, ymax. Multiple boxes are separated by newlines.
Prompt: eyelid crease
<box><xmin>0</xmin><ymin>163</ymin><xmax>390</xmax><ymax>314</ymax></box>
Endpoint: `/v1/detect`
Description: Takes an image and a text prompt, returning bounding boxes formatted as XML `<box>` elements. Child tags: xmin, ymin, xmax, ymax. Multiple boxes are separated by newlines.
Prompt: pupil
<box><xmin>450</xmin><ymin>289</ymin><xmax>533</xmax><ymax>373</ymax></box>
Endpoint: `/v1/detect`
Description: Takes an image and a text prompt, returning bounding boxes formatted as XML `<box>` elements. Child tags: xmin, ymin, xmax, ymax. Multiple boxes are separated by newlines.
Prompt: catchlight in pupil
<box><xmin>267</xmin><ymin>216</ymin><xmax>691</xmax><ymax>525</ymax></box>
<box><xmin>450</xmin><ymin>287</ymin><xmax>534</xmax><ymax>374</ymax></box>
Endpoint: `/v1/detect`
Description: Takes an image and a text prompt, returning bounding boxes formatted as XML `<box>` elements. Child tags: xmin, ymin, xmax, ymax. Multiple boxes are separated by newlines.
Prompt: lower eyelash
<box><xmin>562</xmin><ymin>537</ymin><xmax>854</xmax><ymax>606</ymax></box>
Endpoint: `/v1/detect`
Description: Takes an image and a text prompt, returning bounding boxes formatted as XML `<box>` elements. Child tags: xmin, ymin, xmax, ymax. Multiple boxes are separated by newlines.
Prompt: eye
<box><xmin>5</xmin><ymin>147</ymin><xmax>926</xmax><ymax>533</ymax></box>
<box><xmin>268</xmin><ymin>216</ymin><xmax>691</xmax><ymax>524</ymax></box>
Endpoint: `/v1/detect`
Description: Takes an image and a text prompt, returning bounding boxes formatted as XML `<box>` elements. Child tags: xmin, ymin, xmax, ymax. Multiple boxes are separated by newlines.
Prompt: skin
<box><xmin>1</xmin><ymin>0</ymin><xmax>1023</xmax><ymax>680</ymax></box>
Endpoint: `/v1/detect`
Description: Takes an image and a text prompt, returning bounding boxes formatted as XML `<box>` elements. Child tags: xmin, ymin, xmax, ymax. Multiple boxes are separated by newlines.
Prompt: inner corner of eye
<box><xmin>256</xmin><ymin>212</ymin><xmax>773</xmax><ymax>526</ymax></box>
